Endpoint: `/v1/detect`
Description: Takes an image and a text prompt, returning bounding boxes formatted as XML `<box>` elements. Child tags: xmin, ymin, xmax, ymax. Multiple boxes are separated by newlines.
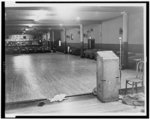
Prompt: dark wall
<box><xmin>54</xmin><ymin>30</ymin><xmax>61</xmax><ymax>41</ymax></box>
<box><xmin>64</xmin><ymin>43</ymin><xmax>143</xmax><ymax>53</ymax></box>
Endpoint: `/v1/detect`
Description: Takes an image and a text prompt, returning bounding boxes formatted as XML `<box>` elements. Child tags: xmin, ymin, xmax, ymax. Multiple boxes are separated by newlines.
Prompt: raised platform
<box><xmin>5</xmin><ymin>91</ymin><xmax>145</xmax><ymax>117</ymax></box>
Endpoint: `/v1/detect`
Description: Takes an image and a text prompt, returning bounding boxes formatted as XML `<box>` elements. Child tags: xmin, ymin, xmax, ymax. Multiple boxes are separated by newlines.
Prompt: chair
<box><xmin>125</xmin><ymin>60</ymin><xmax>144</xmax><ymax>94</ymax></box>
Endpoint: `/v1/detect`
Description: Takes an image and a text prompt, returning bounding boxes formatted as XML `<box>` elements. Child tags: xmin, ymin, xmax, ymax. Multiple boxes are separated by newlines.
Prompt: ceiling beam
<box><xmin>5</xmin><ymin>20</ymin><xmax>102</xmax><ymax>26</ymax></box>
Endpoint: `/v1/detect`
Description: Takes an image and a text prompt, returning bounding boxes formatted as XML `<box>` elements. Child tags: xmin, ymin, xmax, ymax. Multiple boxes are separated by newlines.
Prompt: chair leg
<box><xmin>135</xmin><ymin>82</ymin><xmax>138</xmax><ymax>93</ymax></box>
<box><xmin>125</xmin><ymin>80</ymin><xmax>128</xmax><ymax>95</ymax></box>
<box><xmin>132</xmin><ymin>82</ymin><xmax>134</xmax><ymax>94</ymax></box>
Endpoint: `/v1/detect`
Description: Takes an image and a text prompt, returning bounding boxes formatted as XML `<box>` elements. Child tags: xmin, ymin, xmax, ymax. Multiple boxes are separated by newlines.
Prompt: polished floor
<box><xmin>5</xmin><ymin>53</ymin><xmax>97</xmax><ymax>103</ymax></box>
<box><xmin>5</xmin><ymin>52</ymin><xmax>138</xmax><ymax>103</ymax></box>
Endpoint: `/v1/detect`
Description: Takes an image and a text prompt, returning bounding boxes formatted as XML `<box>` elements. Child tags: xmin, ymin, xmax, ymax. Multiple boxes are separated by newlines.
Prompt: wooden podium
<box><xmin>96</xmin><ymin>51</ymin><xmax>120</xmax><ymax>102</ymax></box>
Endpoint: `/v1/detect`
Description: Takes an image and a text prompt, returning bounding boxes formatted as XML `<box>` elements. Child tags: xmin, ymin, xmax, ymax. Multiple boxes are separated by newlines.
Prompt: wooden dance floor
<box><xmin>5</xmin><ymin>53</ymin><xmax>97</xmax><ymax>103</ymax></box>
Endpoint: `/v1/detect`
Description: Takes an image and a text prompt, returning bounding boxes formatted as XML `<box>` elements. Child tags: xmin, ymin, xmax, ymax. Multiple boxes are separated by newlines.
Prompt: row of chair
<box><xmin>83</xmin><ymin>49</ymin><xmax>101</xmax><ymax>60</ymax></box>
<box><xmin>5</xmin><ymin>46</ymin><xmax>51</xmax><ymax>54</ymax></box>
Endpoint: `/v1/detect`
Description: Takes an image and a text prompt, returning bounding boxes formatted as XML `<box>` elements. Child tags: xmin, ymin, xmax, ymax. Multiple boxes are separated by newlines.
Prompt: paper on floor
<box><xmin>122</xmin><ymin>93</ymin><xmax>145</xmax><ymax>106</ymax></box>
<box><xmin>49</xmin><ymin>94</ymin><xmax>67</xmax><ymax>102</ymax></box>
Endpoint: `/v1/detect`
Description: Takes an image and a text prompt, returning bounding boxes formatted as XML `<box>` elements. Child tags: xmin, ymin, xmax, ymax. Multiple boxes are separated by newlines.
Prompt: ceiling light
<box><xmin>59</xmin><ymin>24</ymin><xmax>63</xmax><ymax>27</ymax></box>
<box><xmin>121</xmin><ymin>11</ymin><xmax>127</xmax><ymax>15</ymax></box>
<box><xmin>28</xmin><ymin>24</ymin><xmax>33</xmax><ymax>27</ymax></box>
<box><xmin>25</xmin><ymin>28</ymin><xmax>29</xmax><ymax>31</ymax></box>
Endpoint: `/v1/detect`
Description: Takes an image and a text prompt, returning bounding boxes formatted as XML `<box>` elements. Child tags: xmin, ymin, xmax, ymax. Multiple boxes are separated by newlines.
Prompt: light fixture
<box><xmin>59</xmin><ymin>24</ymin><xmax>63</xmax><ymax>27</ymax></box>
<box><xmin>25</xmin><ymin>28</ymin><xmax>29</xmax><ymax>31</ymax></box>
<box><xmin>28</xmin><ymin>24</ymin><xmax>33</xmax><ymax>27</ymax></box>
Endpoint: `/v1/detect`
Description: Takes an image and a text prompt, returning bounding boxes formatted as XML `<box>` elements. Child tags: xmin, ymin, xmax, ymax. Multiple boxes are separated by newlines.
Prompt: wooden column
<box><xmin>46</xmin><ymin>32</ymin><xmax>50</xmax><ymax>51</ymax></box>
<box><xmin>80</xmin><ymin>24</ymin><xmax>84</xmax><ymax>57</ymax></box>
<box><xmin>122</xmin><ymin>12</ymin><xmax>128</xmax><ymax>68</ymax></box>
<box><xmin>50</xmin><ymin>30</ymin><xmax>53</xmax><ymax>51</ymax></box>
<box><xmin>46</xmin><ymin>32</ymin><xmax>48</xmax><ymax>47</ymax></box>
<box><xmin>49</xmin><ymin>30</ymin><xmax>51</xmax><ymax>51</ymax></box>
<box><xmin>64</xmin><ymin>28</ymin><xmax>67</xmax><ymax>54</ymax></box>
<box><xmin>48</xmin><ymin>31</ymin><xmax>51</xmax><ymax>49</ymax></box>
<box><xmin>52</xmin><ymin>30</ymin><xmax>55</xmax><ymax>51</ymax></box>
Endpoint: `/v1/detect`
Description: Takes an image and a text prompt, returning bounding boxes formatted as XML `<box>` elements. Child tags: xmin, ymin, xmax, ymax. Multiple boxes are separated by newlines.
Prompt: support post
<box><xmin>80</xmin><ymin>24</ymin><xmax>84</xmax><ymax>57</ymax></box>
<box><xmin>48</xmin><ymin>31</ymin><xmax>51</xmax><ymax>50</ymax></box>
<box><xmin>50</xmin><ymin>30</ymin><xmax>53</xmax><ymax>51</ymax></box>
<box><xmin>64</xmin><ymin>28</ymin><xmax>67</xmax><ymax>54</ymax></box>
<box><xmin>122</xmin><ymin>12</ymin><xmax>128</xmax><ymax>68</ymax></box>
<box><xmin>46</xmin><ymin>32</ymin><xmax>48</xmax><ymax>47</ymax></box>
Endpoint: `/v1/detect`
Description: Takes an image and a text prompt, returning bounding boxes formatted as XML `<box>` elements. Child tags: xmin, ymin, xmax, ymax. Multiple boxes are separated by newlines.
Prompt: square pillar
<box><xmin>80</xmin><ymin>24</ymin><xmax>84</xmax><ymax>57</ymax></box>
<box><xmin>122</xmin><ymin>12</ymin><xmax>128</xmax><ymax>68</ymax></box>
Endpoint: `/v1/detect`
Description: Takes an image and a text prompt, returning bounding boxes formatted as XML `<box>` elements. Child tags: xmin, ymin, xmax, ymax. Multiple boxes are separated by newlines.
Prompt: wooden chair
<box><xmin>125</xmin><ymin>60</ymin><xmax>144</xmax><ymax>94</ymax></box>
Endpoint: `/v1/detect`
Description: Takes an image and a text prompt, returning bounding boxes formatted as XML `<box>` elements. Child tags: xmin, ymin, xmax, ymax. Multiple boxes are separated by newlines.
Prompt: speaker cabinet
<box><xmin>97</xmin><ymin>51</ymin><xmax>120</xmax><ymax>102</ymax></box>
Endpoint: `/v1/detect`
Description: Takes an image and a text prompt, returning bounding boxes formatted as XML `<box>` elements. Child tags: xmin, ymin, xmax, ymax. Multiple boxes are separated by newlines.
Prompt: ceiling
<box><xmin>5</xmin><ymin>3</ymin><xmax>143</xmax><ymax>36</ymax></box>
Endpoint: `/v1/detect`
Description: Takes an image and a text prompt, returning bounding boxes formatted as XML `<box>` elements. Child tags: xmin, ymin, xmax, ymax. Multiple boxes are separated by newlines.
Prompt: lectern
<box><xmin>97</xmin><ymin>51</ymin><xmax>120</xmax><ymax>102</ymax></box>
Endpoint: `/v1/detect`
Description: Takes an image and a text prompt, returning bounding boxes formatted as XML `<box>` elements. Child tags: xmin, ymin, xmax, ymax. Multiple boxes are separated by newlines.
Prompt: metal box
<box><xmin>96</xmin><ymin>51</ymin><xmax>120</xmax><ymax>102</ymax></box>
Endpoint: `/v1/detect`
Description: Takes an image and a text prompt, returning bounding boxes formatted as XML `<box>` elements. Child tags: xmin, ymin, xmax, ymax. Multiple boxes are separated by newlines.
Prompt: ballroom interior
<box><xmin>4</xmin><ymin>2</ymin><xmax>147</xmax><ymax>117</ymax></box>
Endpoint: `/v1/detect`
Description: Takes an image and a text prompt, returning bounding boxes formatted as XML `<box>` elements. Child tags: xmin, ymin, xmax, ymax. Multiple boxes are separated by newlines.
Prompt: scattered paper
<box><xmin>122</xmin><ymin>93</ymin><xmax>145</xmax><ymax>106</ymax></box>
<box><xmin>49</xmin><ymin>94</ymin><xmax>67</xmax><ymax>102</ymax></box>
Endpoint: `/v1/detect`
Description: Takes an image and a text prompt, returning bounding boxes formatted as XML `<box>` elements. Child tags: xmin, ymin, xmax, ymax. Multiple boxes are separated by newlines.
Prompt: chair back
<box><xmin>136</xmin><ymin>60</ymin><xmax>144</xmax><ymax>80</ymax></box>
